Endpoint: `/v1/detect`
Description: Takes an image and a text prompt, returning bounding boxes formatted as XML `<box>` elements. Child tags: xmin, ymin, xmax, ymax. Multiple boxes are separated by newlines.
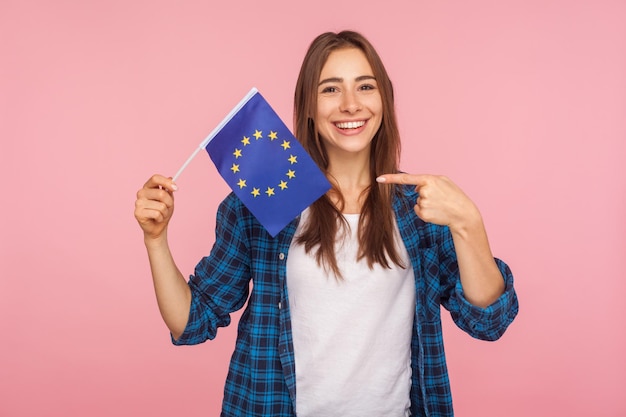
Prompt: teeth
<box><xmin>335</xmin><ymin>121</ymin><xmax>365</xmax><ymax>129</ymax></box>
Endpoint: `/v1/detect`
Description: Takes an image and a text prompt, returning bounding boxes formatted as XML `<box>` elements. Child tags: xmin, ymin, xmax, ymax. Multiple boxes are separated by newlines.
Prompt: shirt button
<box><xmin>278</xmin><ymin>302</ymin><xmax>282</xmax><ymax>309</ymax></box>
<box><xmin>279</xmin><ymin>253</ymin><xmax>285</xmax><ymax>260</ymax></box>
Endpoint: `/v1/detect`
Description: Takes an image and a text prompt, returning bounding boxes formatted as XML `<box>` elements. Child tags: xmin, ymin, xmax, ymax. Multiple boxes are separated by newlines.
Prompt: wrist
<box><xmin>144</xmin><ymin>232</ymin><xmax>169</xmax><ymax>250</ymax></box>
<box><xmin>449</xmin><ymin>206</ymin><xmax>484</xmax><ymax>239</ymax></box>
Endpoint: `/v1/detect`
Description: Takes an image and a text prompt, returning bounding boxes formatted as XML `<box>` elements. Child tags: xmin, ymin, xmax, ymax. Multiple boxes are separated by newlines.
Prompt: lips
<box><xmin>334</xmin><ymin>120</ymin><xmax>366</xmax><ymax>129</ymax></box>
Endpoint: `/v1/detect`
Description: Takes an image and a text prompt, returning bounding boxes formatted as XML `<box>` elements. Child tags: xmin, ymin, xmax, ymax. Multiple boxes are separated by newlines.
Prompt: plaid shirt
<box><xmin>174</xmin><ymin>185</ymin><xmax>519</xmax><ymax>417</ymax></box>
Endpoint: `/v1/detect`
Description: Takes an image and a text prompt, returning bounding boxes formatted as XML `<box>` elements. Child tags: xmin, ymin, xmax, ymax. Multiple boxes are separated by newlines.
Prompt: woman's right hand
<box><xmin>134</xmin><ymin>174</ymin><xmax>178</xmax><ymax>242</ymax></box>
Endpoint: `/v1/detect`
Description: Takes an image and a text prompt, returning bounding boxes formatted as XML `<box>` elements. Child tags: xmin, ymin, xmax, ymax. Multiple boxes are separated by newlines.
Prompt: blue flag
<box><xmin>204</xmin><ymin>88</ymin><xmax>331</xmax><ymax>237</ymax></box>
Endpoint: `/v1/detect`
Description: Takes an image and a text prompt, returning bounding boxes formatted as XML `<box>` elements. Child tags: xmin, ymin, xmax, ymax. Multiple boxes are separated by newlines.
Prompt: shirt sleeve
<box><xmin>173</xmin><ymin>194</ymin><xmax>252</xmax><ymax>345</ymax></box>
<box><xmin>438</xmin><ymin>226</ymin><xmax>519</xmax><ymax>341</ymax></box>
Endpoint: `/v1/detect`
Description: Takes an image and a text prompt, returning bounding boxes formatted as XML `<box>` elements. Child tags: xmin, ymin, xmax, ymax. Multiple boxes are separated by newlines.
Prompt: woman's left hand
<box><xmin>376</xmin><ymin>173</ymin><xmax>481</xmax><ymax>233</ymax></box>
<box><xmin>378</xmin><ymin>173</ymin><xmax>506</xmax><ymax>307</ymax></box>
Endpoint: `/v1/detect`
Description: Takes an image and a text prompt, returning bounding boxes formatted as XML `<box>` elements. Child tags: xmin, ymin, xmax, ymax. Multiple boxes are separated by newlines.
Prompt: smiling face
<box><xmin>315</xmin><ymin>47</ymin><xmax>383</xmax><ymax>163</ymax></box>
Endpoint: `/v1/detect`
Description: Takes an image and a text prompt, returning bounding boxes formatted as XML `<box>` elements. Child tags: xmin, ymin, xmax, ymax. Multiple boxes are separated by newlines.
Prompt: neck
<box><xmin>327</xmin><ymin>157</ymin><xmax>371</xmax><ymax>214</ymax></box>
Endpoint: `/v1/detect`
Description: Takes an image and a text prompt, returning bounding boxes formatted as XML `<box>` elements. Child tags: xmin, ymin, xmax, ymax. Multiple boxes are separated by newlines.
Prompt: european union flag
<box><xmin>204</xmin><ymin>88</ymin><xmax>331</xmax><ymax>237</ymax></box>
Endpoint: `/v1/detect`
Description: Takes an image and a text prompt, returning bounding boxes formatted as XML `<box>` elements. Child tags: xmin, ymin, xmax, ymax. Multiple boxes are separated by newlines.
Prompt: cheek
<box><xmin>314</xmin><ymin>108</ymin><xmax>336</xmax><ymax>137</ymax></box>
<box><xmin>374</xmin><ymin>102</ymin><xmax>384</xmax><ymax>127</ymax></box>
<box><xmin>370</xmin><ymin>107</ymin><xmax>383</xmax><ymax>131</ymax></box>
<box><xmin>372</xmin><ymin>97</ymin><xmax>384</xmax><ymax>115</ymax></box>
<box><xmin>364</xmin><ymin>95</ymin><xmax>383</xmax><ymax>117</ymax></box>
<box><xmin>315</xmin><ymin>101</ymin><xmax>333</xmax><ymax>121</ymax></box>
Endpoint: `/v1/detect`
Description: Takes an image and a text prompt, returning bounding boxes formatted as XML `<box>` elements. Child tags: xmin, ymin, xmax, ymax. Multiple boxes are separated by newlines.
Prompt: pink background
<box><xmin>2</xmin><ymin>1</ymin><xmax>625</xmax><ymax>416</ymax></box>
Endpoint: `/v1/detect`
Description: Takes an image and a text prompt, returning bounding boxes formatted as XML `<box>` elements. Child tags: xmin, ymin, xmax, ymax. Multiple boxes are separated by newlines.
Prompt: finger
<box><xmin>136</xmin><ymin>198</ymin><xmax>170</xmax><ymax>214</ymax></box>
<box><xmin>137</xmin><ymin>188</ymin><xmax>175</xmax><ymax>208</ymax></box>
<box><xmin>135</xmin><ymin>196</ymin><xmax>175</xmax><ymax>223</ymax></box>
<box><xmin>413</xmin><ymin>203</ymin><xmax>421</xmax><ymax>219</ymax></box>
<box><xmin>412</xmin><ymin>201</ymin><xmax>428</xmax><ymax>222</ymax></box>
<box><xmin>136</xmin><ymin>206</ymin><xmax>165</xmax><ymax>223</ymax></box>
<box><xmin>144</xmin><ymin>174</ymin><xmax>178</xmax><ymax>192</ymax></box>
<box><xmin>134</xmin><ymin>201</ymin><xmax>168</xmax><ymax>224</ymax></box>
<box><xmin>413</xmin><ymin>202</ymin><xmax>437</xmax><ymax>225</ymax></box>
<box><xmin>376</xmin><ymin>173</ymin><xmax>431</xmax><ymax>186</ymax></box>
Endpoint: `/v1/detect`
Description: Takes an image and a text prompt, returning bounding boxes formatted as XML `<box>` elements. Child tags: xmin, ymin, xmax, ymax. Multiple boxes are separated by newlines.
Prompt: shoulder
<box><xmin>215</xmin><ymin>192</ymin><xmax>258</xmax><ymax>231</ymax></box>
<box><xmin>218</xmin><ymin>192</ymin><xmax>251</xmax><ymax>216</ymax></box>
<box><xmin>215</xmin><ymin>192</ymin><xmax>297</xmax><ymax>242</ymax></box>
<box><xmin>218</xmin><ymin>191</ymin><xmax>244</xmax><ymax>211</ymax></box>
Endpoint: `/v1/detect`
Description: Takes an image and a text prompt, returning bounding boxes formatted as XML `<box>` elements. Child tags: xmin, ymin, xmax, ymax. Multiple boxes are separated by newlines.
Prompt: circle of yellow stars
<box><xmin>229</xmin><ymin>129</ymin><xmax>298</xmax><ymax>198</ymax></box>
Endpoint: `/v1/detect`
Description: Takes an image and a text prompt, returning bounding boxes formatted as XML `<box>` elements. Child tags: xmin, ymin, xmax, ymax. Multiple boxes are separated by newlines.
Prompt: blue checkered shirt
<box><xmin>173</xmin><ymin>185</ymin><xmax>519</xmax><ymax>416</ymax></box>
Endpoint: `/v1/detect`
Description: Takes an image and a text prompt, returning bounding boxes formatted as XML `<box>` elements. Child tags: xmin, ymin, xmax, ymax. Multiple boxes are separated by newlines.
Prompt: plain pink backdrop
<box><xmin>2</xmin><ymin>1</ymin><xmax>625</xmax><ymax>416</ymax></box>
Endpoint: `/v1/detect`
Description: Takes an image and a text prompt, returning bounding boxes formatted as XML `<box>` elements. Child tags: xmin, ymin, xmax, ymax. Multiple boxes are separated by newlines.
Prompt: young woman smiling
<box><xmin>134</xmin><ymin>30</ymin><xmax>519</xmax><ymax>417</ymax></box>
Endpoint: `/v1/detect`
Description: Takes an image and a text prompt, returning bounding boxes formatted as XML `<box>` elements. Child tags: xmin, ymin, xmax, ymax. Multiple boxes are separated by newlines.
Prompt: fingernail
<box><xmin>376</xmin><ymin>176</ymin><xmax>386</xmax><ymax>183</ymax></box>
<box><xmin>171</xmin><ymin>183</ymin><xmax>178</xmax><ymax>191</ymax></box>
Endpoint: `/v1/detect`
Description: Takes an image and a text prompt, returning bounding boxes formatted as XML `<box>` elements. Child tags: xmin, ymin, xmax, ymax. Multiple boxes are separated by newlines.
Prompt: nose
<box><xmin>339</xmin><ymin>90</ymin><xmax>361</xmax><ymax>113</ymax></box>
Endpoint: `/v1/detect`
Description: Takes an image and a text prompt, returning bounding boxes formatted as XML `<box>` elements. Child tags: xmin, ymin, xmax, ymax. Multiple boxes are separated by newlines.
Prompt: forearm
<box><xmin>450</xmin><ymin>215</ymin><xmax>505</xmax><ymax>308</ymax></box>
<box><xmin>144</xmin><ymin>233</ymin><xmax>192</xmax><ymax>340</ymax></box>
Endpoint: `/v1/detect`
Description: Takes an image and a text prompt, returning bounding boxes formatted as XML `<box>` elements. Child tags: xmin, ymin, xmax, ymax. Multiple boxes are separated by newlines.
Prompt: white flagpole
<box><xmin>172</xmin><ymin>145</ymin><xmax>203</xmax><ymax>182</ymax></box>
<box><xmin>171</xmin><ymin>87</ymin><xmax>259</xmax><ymax>182</ymax></box>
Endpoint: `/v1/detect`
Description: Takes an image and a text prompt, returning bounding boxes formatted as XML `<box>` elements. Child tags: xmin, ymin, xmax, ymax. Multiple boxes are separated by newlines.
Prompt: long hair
<box><xmin>293</xmin><ymin>30</ymin><xmax>405</xmax><ymax>278</ymax></box>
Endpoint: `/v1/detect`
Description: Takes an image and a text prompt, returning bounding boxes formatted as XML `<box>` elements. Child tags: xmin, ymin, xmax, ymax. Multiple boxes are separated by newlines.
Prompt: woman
<box><xmin>134</xmin><ymin>31</ymin><xmax>518</xmax><ymax>417</ymax></box>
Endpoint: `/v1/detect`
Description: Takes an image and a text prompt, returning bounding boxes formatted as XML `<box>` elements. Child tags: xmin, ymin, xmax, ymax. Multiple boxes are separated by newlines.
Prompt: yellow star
<box><xmin>265</xmin><ymin>187</ymin><xmax>275</xmax><ymax>197</ymax></box>
<box><xmin>253</xmin><ymin>130</ymin><xmax>263</xmax><ymax>140</ymax></box>
<box><xmin>230</xmin><ymin>163</ymin><xmax>240</xmax><ymax>173</ymax></box>
<box><xmin>268</xmin><ymin>131</ymin><xmax>278</xmax><ymax>141</ymax></box>
<box><xmin>241</xmin><ymin>136</ymin><xmax>251</xmax><ymax>146</ymax></box>
<box><xmin>288</xmin><ymin>154</ymin><xmax>298</xmax><ymax>164</ymax></box>
<box><xmin>281</xmin><ymin>140</ymin><xmax>290</xmax><ymax>150</ymax></box>
<box><xmin>251</xmin><ymin>188</ymin><xmax>260</xmax><ymax>197</ymax></box>
<box><xmin>286</xmin><ymin>169</ymin><xmax>296</xmax><ymax>179</ymax></box>
<box><xmin>233</xmin><ymin>148</ymin><xmax>242</xmax><ymax>158</ymax></box>
<box><xmin>278</xmin><ymin>180</ymin><xmax>288</xmax><ymax>190</ymax></box>
<box><xmin>237</xmin><ymin>179</ymin><xmax>247</xmax><ymax>189</ymax></box>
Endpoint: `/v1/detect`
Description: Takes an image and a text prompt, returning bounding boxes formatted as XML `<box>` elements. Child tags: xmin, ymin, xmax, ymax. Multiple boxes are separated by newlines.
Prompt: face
<box><xmin>315</xmin><ymin>47</ymin><xmax>383</xmax><ymax>162</ymax></box>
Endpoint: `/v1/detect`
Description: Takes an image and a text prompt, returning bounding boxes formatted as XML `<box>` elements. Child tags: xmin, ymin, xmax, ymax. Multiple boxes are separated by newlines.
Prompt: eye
<box><xmin>359</xmin><ymin>83</ymin><xmax>376</xmax><ymax>91</ymax></box>
<box><xmin>320</xmin><ymin>86</ymin><xmax>338</xmax><ymax>94</ymax></box>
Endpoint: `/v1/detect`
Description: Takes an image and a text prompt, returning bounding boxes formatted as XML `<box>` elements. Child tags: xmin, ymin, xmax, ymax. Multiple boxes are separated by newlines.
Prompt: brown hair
<box><xmin>293</xmin><ymin>30</ymin><xmax>405</xmax><ymax>277</ymax></box>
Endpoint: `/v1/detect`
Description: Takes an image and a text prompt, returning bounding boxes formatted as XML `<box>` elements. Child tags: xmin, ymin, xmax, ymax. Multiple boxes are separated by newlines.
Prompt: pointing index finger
<box><xmin>376</xmin><ymin>173</ymin><xmax>429</xmax><ymax>186</ymax></box>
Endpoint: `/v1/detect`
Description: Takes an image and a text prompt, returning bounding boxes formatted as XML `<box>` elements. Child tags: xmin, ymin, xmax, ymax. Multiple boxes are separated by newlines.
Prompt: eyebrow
<box><xmin>318</xmin><ymin>75</ymin><xmax>376</xmax><ymax>86</ymax></box>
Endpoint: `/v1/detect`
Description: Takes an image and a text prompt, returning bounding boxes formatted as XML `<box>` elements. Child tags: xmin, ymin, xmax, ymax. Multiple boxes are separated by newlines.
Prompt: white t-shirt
<box><xmin>287</xmin><ymin>209</ymin><xmax>415</xmax><ymax>417</ymax></box>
